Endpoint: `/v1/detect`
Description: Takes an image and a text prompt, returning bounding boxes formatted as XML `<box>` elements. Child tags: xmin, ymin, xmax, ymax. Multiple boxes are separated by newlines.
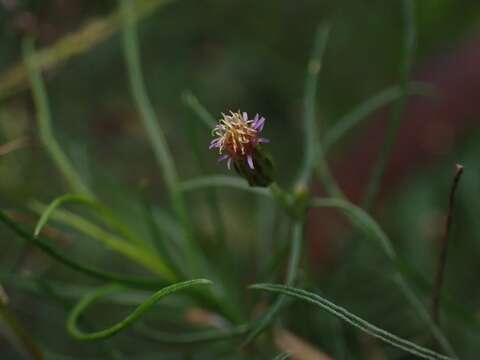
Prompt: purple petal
<box><xmin>253</xmin><ymin>116</ymin><xmax>265</xmax><ymax>131</ymax></box>
<box><xmin>209</xmin><ymin>139</ymin><xmax>221</xmax><ymax>149</ymax></box>
<box><xmin>257</xmin><ymin>138</ymin><xmax>270</xmax><ymax>144</ymax></box>
<box><xmin>247</xmin><ymin>154</ymin><xmax>254</xmax><ymax>169</ymax></box>
<box><xmin>227</xmin><ymin>158</ymin><xmax>232</xmax><ymax>170</ymax></box>
<box><xmin>243</xmin><ymin>112</ymin><xmax>248</xmax><ymax>121</ymax></box>
<box><xmin>218</xmin><ymin>154</ymin><xmax>229</xmax><ymax>162</ymax></box>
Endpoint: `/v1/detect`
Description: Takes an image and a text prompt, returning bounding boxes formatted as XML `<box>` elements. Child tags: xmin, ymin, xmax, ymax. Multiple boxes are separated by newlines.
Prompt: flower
<box><xmin>210</xmin><ymin>110</ymin><xmax>274</xmax><ymax>187</ymax></box>
<box><xmin>209</xmin><ymin>111</ymin><xmax>269</xmax><ymax>170</ymax></box>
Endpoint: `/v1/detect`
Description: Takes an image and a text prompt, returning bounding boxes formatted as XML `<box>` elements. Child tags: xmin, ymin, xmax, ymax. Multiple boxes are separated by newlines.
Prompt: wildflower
<box><xmin>210</xmin><ymin>111</ymin><xmax>274</xmax><ymax>187</ymax></box>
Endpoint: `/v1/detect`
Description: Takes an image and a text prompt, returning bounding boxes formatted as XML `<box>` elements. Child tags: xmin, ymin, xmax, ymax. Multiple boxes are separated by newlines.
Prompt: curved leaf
<box><xmin>34</xmin><ymin>194</ymin><xmax>141</xmax><ymax>247</ymax></box>
<box><xmin>179</xmin><ymin>176</ymin><xmax>271</xmax><ymax>198</ymax></box>
<box><xmin>67</xmin><ymin>279</ymin><xmax>212</xmax><ymax>341</ymax></box>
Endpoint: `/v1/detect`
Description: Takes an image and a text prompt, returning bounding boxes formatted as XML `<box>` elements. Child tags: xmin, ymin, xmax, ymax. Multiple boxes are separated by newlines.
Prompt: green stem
<box><xmin>322</xmin><ymin>82</ymin><xmax>433</xmax><ymax>153</ymax></box>
<box><xmin>241</xmin><ymin>221</ymin><xmax>303</xmax><ymax>346</ymax></box>
<box><xmin>120</xmin><ymin>0</ymin><xmax>200</xmax><ymax>276</ymax></box>
<box><xmin>22</xmin><ymin>37</ymin><xmax>92</xmax><ymax>198</ymax></box>
<box><xmin>362</xmin><ymin>0</ymin><xmax>416</xmax><ymax>210</ymax></box>
<box><xmin>182</xmin><ymin>91</ymin><xmax>217</xmax><ymax>129</ymax></box>
<box><xmin>297</xmin><ymin>24</ymin><xmax>331</xmax><ymax>188</ymax></box>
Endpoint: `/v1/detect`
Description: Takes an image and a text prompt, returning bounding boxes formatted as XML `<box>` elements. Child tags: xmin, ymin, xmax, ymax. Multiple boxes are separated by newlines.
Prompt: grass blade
<box><xmin>23</xmin><ymin>37</ymin><xmax>92</xmax><ymax>197</ymax></box>
<box><xmin>67</xmin><ymin>279</ymin><xmax>212</xmax><ymax>341</ymax></box>
<box><xmin>251</xmin><ymin>284</ymin><xmax>452</xmax><ymax>360</ymax></box>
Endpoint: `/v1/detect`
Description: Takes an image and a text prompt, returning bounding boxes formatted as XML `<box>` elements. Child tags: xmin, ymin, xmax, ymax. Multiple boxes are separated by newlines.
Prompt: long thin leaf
<box><xmin>322</xmin><ymin>82</ymin><xmax>433</xmax><ymax>152</ymax></box>
<box><xmin>179</xmin><ymin>175</ymin><xmax>271</xmax><ymax>198</ymax></box>
<box><xmin>311</xmin><ymin>198</ymin><xmax>394</xmax><ymax>257</ymax></box>
<box><xmin>67</xmin><ymin>279</ymin><xmax>212</xmax><ymax>341</ymax></box>
<box><xmin>34</xmin><ymin>194</ymin><xmax>145</xmax><ymax>248</ymax></box>
<box><xmin>362</xmin><ymin>0</ymin><xmax>416</xmax><ymax>210</ymax></box>
<box><xmin>31</xmin><ymin>201</ymin><xmax>176</xmax><ymax>280</ymax></box>
<box><xmin>251</xmin><ymin>284</ymin><xmax>452</xmax><ymax>360</ymax></box>
<box><xmin>310</xmin><ymin>197</ymin><xmax>457</xmax><ymax>358</ymax></box>
<box><xmin>0</xmin><ymin>210</ymin><xmax>166</xmax><ymax>289</ymax></box>
<box><xmin>120</xmin><ymin>0</ymin><xmax>201</xmax><ymax>275</ymax></box>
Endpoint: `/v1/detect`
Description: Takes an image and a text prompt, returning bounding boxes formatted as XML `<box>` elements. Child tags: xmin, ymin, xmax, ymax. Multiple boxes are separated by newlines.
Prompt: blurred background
<box><xmin>1</xmin><ymin>0</ymin><xmax>480</xmax><ymax>359</ymax></box>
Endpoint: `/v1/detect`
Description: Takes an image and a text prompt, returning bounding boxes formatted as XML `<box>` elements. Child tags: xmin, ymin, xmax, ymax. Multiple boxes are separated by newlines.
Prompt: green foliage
<box><xmin>0</xmin><ymin>0</ymin><xmax>476</xmax><ymax>358</ymax></box>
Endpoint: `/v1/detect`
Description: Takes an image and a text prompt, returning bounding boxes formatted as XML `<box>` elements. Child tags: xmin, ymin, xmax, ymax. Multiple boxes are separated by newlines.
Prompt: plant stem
<box><xmin>120</xmin><ymin>0</ymin><xmax>200</xmax><ymax>276</ymax></box>
<box><xmin>362</xmin><ymin>0</ymin><xmax>416</xmax><ymax>210</ymax></box>
<box><xmin>297</xmin><ymin>24</ymin><xmax>332</xmax><ymax>188</ymax></box>
<box><xmin>23</xmin><ymin>37</ymin><xmax>93</xmax><ymax>198</ymax></box>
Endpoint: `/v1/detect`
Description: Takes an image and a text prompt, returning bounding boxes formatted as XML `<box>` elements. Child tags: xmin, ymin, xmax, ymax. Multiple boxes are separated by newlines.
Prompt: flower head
<box><xmin>209</xmin><ymin>111</ymin><xmax>269</xmax><ymax>170</ymax></box>
<box><xmin>210</xmin><ymin>110</ymin><xmax>273</xmax><ymax>187</ymax></box>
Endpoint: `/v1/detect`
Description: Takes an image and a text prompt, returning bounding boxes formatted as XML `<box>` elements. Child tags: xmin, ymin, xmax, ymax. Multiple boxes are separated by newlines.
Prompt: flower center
<box><xmin>213</xmin><ymin>112</ymin><xmax>258</xmax><ymax>157</ymax></box>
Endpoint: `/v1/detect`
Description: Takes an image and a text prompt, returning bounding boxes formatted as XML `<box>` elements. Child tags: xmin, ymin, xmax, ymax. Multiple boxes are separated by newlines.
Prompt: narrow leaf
<box><xmin>251</xmin><ymin>284</ymin><xmax>452</xmax><ymax>360</ymax></box>
<box><xmin>67</xmin><ymin>279</ymin><xmax>212</xmax><ymax>341</ymax></box>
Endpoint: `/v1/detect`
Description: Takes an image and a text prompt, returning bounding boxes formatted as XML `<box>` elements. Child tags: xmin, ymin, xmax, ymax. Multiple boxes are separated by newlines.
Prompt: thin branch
<box><xmin>431</xmin><ymin>164</ymin><xmax>464</xmax><ymax>324</ymax></box>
